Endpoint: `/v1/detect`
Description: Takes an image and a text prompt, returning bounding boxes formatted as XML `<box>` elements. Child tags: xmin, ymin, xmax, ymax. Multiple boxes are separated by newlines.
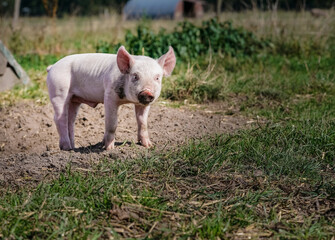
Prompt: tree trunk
<box><xmin>302</xmin><ymin>0</ymin><xmax>306</xmax><ymax>11</ymax></box>
<box><xmin>272</xmin><ymin>0</ymin><xmax>279</xmax><ymax>11</ymax></box>
<box><xmin>42</xmin><ymin>0</ymin><xmax>58</xmax><ymax>18</ymax></box>
<box><xmin>12</xmin><ymin>0</ymin><xmax>21</xmax><ymax>29</ymax></box>
<box><xmin>216</xmin><ymin>0</ymin><xmax>222</xmax><ymax>19</ymax></box>
<box><xmin>251</xmin><ymin>0</ymin><xmax>258</xmax><ymax>11</ymax></box>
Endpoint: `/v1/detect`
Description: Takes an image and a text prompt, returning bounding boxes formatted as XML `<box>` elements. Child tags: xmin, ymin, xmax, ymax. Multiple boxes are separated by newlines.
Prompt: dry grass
<box><xmin>1</xmin><ymin>10</ymin><xmax>334</xmax><ymax>56</ymax></box>
<box><xmin>218</xmin><ymin>10</ymin><xmax>335</xmax><ymax>41</ymax></box>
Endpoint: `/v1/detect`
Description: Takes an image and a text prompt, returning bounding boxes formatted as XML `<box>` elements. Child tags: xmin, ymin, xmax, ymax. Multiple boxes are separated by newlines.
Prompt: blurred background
<box><xmin>0</xmin><ymin>0</ymin><xmax>334</xmax><ymax>103</ymax></box>
<box><xmin>1</xmin><ymin>0</ymin><xmax>334</xmax><ymax>55</ymax></box>
<box><xmin>1</xmin><ymin>0</ymin><xmax>334</xmax><ymax>17</ymax></box>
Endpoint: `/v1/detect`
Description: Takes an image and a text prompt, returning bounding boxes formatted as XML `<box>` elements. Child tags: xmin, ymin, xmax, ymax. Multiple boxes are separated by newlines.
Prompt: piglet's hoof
<box><xmin>104</xmin><ymin>139</ymin><xmax>115</xmax><ymax>151</ymax></box>
<box><xmin>139</xmin><ymin>138</ymin><xmax>153</xmax><ymax>148</ymax></box>
<box><xmin>59</xmin><ymin>142</ymin><xmax>73</xmax><ymax>151</ymax></box>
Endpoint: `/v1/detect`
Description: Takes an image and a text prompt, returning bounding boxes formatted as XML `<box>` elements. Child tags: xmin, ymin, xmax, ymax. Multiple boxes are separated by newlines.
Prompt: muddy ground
<box><xmin>0</xmin><ymin>101</ymin><xmax>255</xmax><ymax>189</ymax></box>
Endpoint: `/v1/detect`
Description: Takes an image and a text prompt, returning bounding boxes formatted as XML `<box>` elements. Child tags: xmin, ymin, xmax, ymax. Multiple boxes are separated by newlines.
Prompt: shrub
<box><xmin>96</xmin><ymin>18</ymin><xmax>270</xmax><ymax>61</ymax></box>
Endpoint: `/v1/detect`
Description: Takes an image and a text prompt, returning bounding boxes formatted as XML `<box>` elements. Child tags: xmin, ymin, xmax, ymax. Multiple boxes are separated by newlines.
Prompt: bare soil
<box><xmin>0</xmin><ymin>100</ymin><xmax>254</xmax><ymax>188</ymax></box>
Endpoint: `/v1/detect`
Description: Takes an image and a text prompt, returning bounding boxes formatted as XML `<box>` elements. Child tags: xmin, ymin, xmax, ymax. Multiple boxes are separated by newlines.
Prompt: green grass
<box><xmin>1</xmin><ymin>119</ymin><xmax>334</xmax><ymax>238</ymax></box>
<box><xmin>163</xmin><ymin>51</ymin><xmax>335</xmax><ymax>107</ymax></box>
<box><xmin>5</xmin><ymin>51</ymin><xmax>334</xmax><ymax>113</ymax></box>
<box><xmin>179</xmin><ymin>121</ymin><xmax>335</xmax><ymax>181</ymax></box>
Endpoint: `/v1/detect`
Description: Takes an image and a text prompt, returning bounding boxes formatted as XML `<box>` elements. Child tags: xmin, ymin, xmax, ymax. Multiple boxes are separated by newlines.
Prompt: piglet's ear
<box><xmin>157</xmin><ymin>46</ymin><xmax>176</xmax><ymax>77</ymax></box>
<box><xmin>117</xmin><ymin>46</ymin><xmax>135</xmax><ymax>74</ymax></box>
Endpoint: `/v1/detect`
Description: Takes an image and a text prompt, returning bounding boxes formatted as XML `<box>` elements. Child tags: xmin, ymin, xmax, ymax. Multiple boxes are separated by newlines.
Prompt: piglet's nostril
<box><xmin>138</xmin><ymin>90</ymin><xmax>154</xmax><ymax>104</ymax></box>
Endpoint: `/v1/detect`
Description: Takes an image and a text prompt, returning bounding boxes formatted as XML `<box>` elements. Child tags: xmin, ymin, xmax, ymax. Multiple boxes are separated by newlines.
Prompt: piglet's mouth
<box><xmin>138</xmin><ymin>90</ymin><xmax>154</xmax><ymax>105</ymax></box>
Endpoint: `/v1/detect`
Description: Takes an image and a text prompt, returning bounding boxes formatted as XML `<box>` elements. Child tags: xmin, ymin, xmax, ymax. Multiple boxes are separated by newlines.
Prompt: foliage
<box><xmin>16</xmin><ymin>54</ymin><xmax>60</xmax><ymax>71</ymax></box>
<box><xmin>98</xmin><ymin>19</ymin><xmax>270</xmax><ymax>60</ymax></box>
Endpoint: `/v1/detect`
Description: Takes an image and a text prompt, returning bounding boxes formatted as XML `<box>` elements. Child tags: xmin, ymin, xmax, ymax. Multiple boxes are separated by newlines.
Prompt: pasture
<box><xmin>0</xmin><ymin>11</ymin><xmax>335</xmax><ymax>239</ymax></box>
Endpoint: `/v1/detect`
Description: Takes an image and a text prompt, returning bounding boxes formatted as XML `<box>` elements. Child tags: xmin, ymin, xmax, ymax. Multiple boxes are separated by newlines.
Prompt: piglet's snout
<box><xmin>138</xmin><ymin>90</ymin><xmax>154</xmax><ymax>105</ymax></box>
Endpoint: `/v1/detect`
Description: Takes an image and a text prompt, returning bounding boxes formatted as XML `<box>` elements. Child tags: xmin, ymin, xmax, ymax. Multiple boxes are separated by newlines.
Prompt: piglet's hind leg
<box><xmin>51</xmin><ymin>96</ymin><xmax>72</xmax><ymax>150</ymax></box>
<box><xmin>68</xmin><ymin>101</ymin><xmax>81</xmax><ymax>149</ymax></box>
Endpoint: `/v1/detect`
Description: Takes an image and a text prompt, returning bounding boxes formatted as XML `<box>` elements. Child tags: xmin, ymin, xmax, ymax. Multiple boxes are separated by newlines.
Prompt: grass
<box><xmin>1</xmin><ymin>11</ymin><xmax>335</xmax><ymax>238</ymax></box>
<box><xmin>1</xmin><ymin>121</ymin><xmax>334</xmax><ymax>238</ymax></box>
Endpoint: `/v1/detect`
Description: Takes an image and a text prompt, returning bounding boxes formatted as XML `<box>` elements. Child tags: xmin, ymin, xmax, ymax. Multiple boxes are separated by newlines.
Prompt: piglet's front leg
<box><xmin>103</xmin><ymin>97</ymin><xmax>119</xmax><ymax>150</ymax></box>
<box><xmin>135</xmin><ymin>104</ymin><xmax>153</xmax><ymax>148</ymax></box>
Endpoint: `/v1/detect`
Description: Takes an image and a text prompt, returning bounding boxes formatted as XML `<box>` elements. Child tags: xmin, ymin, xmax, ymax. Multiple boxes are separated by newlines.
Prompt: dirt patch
<box><xmin>0</xmin><ymin>100</ymin><xmax>254</xmax><ymax>188</ymax></box>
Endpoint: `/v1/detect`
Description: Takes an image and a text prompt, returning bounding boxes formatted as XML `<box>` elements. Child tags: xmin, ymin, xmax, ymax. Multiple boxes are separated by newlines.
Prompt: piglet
<box><xmin>46</xmin><ymin>46</ymin><xmax>176</xmax><ymax>150</ymax></box>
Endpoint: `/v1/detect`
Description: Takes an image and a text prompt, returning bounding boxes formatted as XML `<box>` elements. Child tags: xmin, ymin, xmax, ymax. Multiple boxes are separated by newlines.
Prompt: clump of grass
<box><xmin>0</xmin><ymin>83</ymin><xmax>48</xmax><ymax>106</ymax></box>
<box><xmin>162</xmin><ymin>59</ymin><xmax>228</xmax><ymax>102</ymax></box>
<box><xmin>174</xmin><ymin>120</ymin><xmax>335</xmax><ymax>182</ymax></box>
<box><xmin>0</xmin><ymin>68</ymin><xmax>48</xmax><ymax>106</ymax></box>
<box><xmin>160</xmin><ymin>51</ymin><xmax>335</xmax><ymax>104</ymax></box>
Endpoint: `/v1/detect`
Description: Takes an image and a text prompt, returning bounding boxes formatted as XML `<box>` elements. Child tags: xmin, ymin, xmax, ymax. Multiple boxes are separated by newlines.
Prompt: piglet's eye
<box><xmin>155</xmin><ymin>75</ymin><xmax>160</xmax><ymax>81</ymax></box>
<box><xmin>133</xmin><ymin>74</ymin><xmax>139</xmax><ymax>81</ymax></box>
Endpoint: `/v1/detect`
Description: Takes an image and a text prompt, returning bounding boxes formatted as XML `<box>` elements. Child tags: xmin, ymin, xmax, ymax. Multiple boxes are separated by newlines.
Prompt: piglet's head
<box><xmin>116</xmin><ymin>46</ymin><xmax>176</xmax><ymax>105</ymax></box>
